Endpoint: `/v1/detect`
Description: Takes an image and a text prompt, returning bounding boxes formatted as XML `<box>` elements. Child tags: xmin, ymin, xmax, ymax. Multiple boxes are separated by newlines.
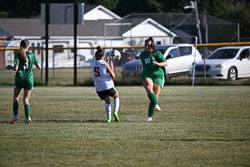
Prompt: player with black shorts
<box><xmin>91</xmin><ymin>46</ymin><xmax>120</xmax><ymax>123</ymax></box>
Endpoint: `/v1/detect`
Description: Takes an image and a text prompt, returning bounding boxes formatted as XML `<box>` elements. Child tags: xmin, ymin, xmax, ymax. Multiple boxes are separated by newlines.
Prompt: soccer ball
<box><xmin>105</xmin><ymin>50</ymin><xmax>121</xmax><ymax>61</ymax></box>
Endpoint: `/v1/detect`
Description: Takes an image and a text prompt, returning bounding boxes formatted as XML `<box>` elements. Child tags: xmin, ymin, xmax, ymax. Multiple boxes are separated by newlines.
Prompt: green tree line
<box><xmin>0</xmin><ymin>0</ymin><xmax>249</xmax><ymax>38</ymax></box>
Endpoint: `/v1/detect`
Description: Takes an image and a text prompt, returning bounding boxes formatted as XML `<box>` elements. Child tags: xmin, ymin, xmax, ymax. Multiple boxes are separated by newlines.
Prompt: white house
<box><xmin>122</xmin><ymin>18</ymin><xmax>176</xmax><ymax>45</ymax></box>
<box><xmin>0</xmin><ymin>5</ymin><xmax>182</xmax><ymax>68</ymax></box>
<box><xmin>84</xmin><ymin>5</ymin><xmax>121</xmax><ymax>20</ymax></box>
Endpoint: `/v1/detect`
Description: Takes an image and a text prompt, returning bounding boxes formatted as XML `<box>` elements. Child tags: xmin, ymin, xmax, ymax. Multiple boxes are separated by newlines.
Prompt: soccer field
<box><xmin>0</xmin><ymin>86</ymin><xmax>250</xmax><ymax>166</ymax></box>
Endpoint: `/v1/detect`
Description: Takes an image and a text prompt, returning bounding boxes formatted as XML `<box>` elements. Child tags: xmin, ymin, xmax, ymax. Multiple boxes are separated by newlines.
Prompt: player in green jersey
<box><xmin>140</xmin><ymin>37</ymin><xmax>168</xmax><ymax>121</ymax></box>
<box><xmin>6</xmin><ymin>39</ymin><xmax>40</xmax><ymax>125</ymax></box>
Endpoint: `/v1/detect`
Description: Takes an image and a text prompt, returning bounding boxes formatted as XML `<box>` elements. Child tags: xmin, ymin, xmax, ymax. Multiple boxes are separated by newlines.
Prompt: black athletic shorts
<box><xmin>97</xmin><ymin>88</ymin><xmax>117</xmax><ymax>100</ymax></box>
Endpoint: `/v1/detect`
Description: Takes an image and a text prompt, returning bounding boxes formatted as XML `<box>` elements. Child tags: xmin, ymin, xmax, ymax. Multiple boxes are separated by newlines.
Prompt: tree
<box><xmin>84</xmin><ymin>0</ymin><xmax>120</xmax><ymax>10</ymax></box>
<box><xmin>0</xmin><ymin>0</ymin><xmax>118</xmax><ymax>18</ymax></box>
<box><xmin>114</xmin><ymin>0</ymin><xmax>188</xmax><ymax>16</ymax></box>
<box><xmin>203</xmin><ymin>0</ymin><xmax>250</xmax><ymax>37</ymax></box>
<box><xmin>0</xmin><ymin>0</ymin><xmax>44</xmax><ymax>18</ymax></box>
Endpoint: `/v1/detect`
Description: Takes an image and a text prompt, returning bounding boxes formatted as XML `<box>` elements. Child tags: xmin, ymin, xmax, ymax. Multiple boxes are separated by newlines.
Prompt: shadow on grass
<box><xmin>0</xmin><ymin>119</ymin><xmax>106</xmax><ymax>124</ymax></box>
<box><xmin>160</xmin><ymin>138</ymin><xmax>250</xmax><ymax>142</ymax></box>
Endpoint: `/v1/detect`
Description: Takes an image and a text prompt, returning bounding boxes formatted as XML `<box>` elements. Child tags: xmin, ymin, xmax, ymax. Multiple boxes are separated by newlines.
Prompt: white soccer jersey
<box><xmin>91</xmin><ymin>60</ymin><xmax>114</xmax><ymax>92</ymax></box>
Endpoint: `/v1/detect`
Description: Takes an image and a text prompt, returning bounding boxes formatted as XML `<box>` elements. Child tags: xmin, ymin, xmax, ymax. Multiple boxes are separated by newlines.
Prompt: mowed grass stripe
<box><xmin>0</xmin><ymin>86</ymin><xmax>250</xmax><ymax>167</ymax></box>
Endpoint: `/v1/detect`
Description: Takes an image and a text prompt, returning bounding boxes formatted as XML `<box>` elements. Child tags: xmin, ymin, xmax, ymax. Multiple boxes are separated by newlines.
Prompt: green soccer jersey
<box><xmin>14</xmin><ymin>52</ymin><xmax>39</xmax><ymax>89</ymax></box>
<box><xmin>140</xmin><ymin>50</ymin><xmax>166</xmax><ymax>77</ymax></box>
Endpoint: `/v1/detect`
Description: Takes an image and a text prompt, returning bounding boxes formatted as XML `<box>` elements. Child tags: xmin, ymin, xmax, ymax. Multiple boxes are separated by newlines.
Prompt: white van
<box><xmin>195</xmin><ymin>46</ymin><xmax>250</xmax><ymax>80</ymax></box>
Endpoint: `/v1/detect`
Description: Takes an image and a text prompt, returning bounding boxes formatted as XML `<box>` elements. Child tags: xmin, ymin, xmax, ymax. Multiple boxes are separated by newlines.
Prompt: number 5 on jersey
<box><xmin>94</xmin><ymin>66</ymin><xmax>100</xmax><ymax>77</ymax></box>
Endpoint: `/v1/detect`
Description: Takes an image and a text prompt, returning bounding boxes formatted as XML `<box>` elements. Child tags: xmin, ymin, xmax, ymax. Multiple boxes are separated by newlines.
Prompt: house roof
<box><xmin>0</xmin><ymin>5</ymin><xmax>235</xmax><ymax>40</ymax></box>
<box><xmin>84</xmin><ymin>5</ymin><xmax>121</xmax><ymax>20</ymax></box>
<box><xmin>0</xmin><ymin>19</ymin><xmax>43</xmax><ymax>37</ymax></box>
<box><xmin>114</xmin><ymin>12</ymin><xmax>235</xmax><ymax>40</ymax></box>
<box><xmin>118</xmin><ymin>13</ymin><xmax>233</xmax><ymax>26</ymax></box>
<box><xmin>0</xmin><ymin>18</ymin><xmax>116</xmax><ymax>37</ymax></box>
<box><xmin>0</xmin><ymin>27</ymin><xmax>12</xmax><ymax>36</ymax></box>
<box><xmin>0</xmin><ymin>16</ymin><xmax>176</xmax><ymax>38</ymax></box>
<box><xmin>122</xmin><ymin>18</ymin><xmax>176</xmax><ymax>37</ymax></box>
<box><xmin>0</xmin><ymin>4</ymin><xmax>124</xmax><ymax>38</ymax></box>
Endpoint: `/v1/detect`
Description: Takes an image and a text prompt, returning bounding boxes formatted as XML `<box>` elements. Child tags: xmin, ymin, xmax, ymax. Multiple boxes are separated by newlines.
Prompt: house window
<box><xmin>53</xmin><ymin>45</ymin><xmax>64</xmax><ymax>53</ymax></box>
<box><xmin>156</xmin><ymin>41</ymin><xmax>161</xmax><ymax>45</ymax></box>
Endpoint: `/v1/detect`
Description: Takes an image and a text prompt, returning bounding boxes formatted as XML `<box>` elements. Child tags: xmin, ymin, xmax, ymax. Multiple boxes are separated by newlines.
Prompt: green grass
<box><xmin>1</xmin><ymin>67</ymin><xmax>250</xmax><ymax>86</ymax></box>
<box><xmin>0</xmin><ymin>86</ymin><xmax>250</xmax><ymax>166</ymax></box>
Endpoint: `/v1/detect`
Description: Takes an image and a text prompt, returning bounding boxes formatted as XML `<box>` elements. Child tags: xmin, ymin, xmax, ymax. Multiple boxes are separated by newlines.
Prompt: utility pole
<box><xmin>184</xmin><ymin>1</ymin><xmax>202</xmax><ymax>44</ymax></box>
<box><xmin>194</xmin><ymin>1</ymin><xmax>202</xmax><ymax>44</ymax></box>
<box><xmin>45</xmin><ymin>2</ymin><xmax>49</xmax><ymax>85</ymax></box>
<box><xmin>73</xmin><ymin>2</ymin><xmax>78</xmax><ymax>86</ymax></box>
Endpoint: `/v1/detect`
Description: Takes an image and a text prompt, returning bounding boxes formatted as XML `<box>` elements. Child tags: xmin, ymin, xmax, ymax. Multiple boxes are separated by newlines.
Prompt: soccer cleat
<box><xmin>25</xmin><ymin>120</ymin><xmax>31</xmax><ymax>125</ymax></box>
<box><xmin>25</xmin><ymin>117</ymin><xmax>31</xmax><ymax>125</ymax></box>
<box><xmin>107</xmin><ymin>118</ymin><xmax>112</xmax><ymax>123</ymax></box>
<box><xmin>113</xmin><ymin>111</ymin><xmax>120</xmax><ymax>122</ymax></box>
<box><xmin>147</xmin><ymin>117</ymin><xmax>152</xmax><ymax>122</ymax></box>
<box><xmin>9</xmin><ymin>118</ymin><xmax>18</xmax><ymax>124</ymax></box>
<box><xmin>154</xmin><ymin>104</ymin><xmax>161</xmax><ymax>111</ymax></box>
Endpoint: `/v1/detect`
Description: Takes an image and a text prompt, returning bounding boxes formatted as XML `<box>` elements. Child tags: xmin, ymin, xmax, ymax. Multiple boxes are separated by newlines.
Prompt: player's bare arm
<box><xmin>153</xmin><ymin>61</ymin><xmax>168</xmax><ymax>67</ymax></box>
<box><xmin>106</xmin><ymin>61</ymin><xmax>115</xmax><ymax>79</ymax></box>
<box><xmin>35</xmin><ymin>64</ymin><xmax>41</xmax><ymax>70</ymax></box>
<box><xmin>6</xmin><ymin>65</ymin><xmax>18</xmax><ymax>71</ymax></box>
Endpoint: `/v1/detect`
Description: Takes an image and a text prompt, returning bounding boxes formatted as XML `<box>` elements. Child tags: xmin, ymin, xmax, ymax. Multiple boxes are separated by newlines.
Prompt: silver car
<box><xmin>195</xmin><ymin>46</ymin><xmax>250</xmax><ymax>80</ymax></box>
<box><xmin>122</xmin><ymin>44</ymin><xmax>202</xmax><ymax>78</ymax></box>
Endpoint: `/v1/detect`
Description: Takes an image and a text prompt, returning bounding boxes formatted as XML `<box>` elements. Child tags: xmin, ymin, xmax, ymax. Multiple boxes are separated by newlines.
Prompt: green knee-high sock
<box><xmin>148</xmin><ymin>92</ymin><xmax>158</xmax><ymax>105</ymax></box>
<box><xmin>148</xmin><ymin>102</ymin><xmax>155</xmax><ymax>117</ymax></box>
<box><xmin>24</xmin><ymin>104</ymin><xmax>30</xmax><ymax>119</ymax></box>
<box><xmin>13</xmin><ymin>102</ymin><xmax>19</xmax><ymax>116</ymax></box>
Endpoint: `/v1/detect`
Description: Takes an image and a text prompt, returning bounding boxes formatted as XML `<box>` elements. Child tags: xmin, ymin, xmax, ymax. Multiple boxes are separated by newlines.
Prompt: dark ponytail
<box><xmin>145</xmin><ymin>37</ymin><xmax>156</xmax><ymax>51</ymax></box>
<box><xmin>95</xmin><ymin>45</ymin><xmax>104</xmax><ymax>60</ymax></box>
<box><xmin>148</xmin><ymin>37</ymin><xmax>155</xmax><ymax>50</ymax></box>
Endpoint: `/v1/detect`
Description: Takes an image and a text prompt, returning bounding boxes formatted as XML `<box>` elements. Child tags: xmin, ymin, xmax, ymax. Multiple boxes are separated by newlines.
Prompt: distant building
<box><xmin>118</xmin><ymin>13</ymin><xmax>239</xmax><ymax>44</ymax></box>
<box><xmin>0</xmin><ymin>5</ymin><xmax>238</xmax><ymax>68</ymax></box>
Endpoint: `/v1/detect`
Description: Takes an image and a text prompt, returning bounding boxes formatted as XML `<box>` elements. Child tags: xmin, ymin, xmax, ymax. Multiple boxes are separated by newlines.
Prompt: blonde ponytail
<box><xmin>19</xmin><ymin>40</ymin><xmax>29</xmax><ymax>67</ymax></box>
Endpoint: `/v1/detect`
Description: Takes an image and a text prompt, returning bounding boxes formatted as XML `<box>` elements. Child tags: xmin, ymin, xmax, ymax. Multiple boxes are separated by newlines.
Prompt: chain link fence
<box><xmin>1</xmin><ymin>37</ymin><xmax>249</xmax><ymax>86</ymax></box>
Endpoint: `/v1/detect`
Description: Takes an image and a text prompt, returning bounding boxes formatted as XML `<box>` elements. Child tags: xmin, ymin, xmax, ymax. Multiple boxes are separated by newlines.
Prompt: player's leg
<box><xmin>153</xmin><ymin>83</ymin><xmax>162</xmax><ymax>111</ymax></box>
<box><xmin>143</xmin><ymin>78</ymin><xmax>158</xmax><ymax>105</ymax></box>
<box><xmin>143</xmin><ymin>78</ymin><xmax>158</xmax><ymax>121</ymax></box>
<box><xmin>152</xmin><ymin>76</ymin><xmax>164</xmax><ymax>111</ymax></box>
<box><xmin>153</xmin><ymin>76</ymin><xmax>164</xmax><ymax>99</ymax></box>
<box><xmin>10</xmin><ymin>87</ymin><xmax>22</xmax><ymax>124</ymax></box>
<box><xmin>113</xmin><ymin>91</ymin><xmax>119</xmax><ymax>112</ymax></box>
<box><xmin>103</xmin><ymin>96</ymin><xmax>112</xmax><ymax>122</ymax></box>
<box><xmin>147</xmin><ymin>102</ymin><xmax>155</xmax><ymax>121</ymax></box>
<box><xmin>23</xmin><ymin>89</ymin><xmax>32</xmax><ymax>125</ymax></box>
<box><xmin>113</xmin><ymin>91</ymin><xmax>120</xmax><ymax>122</ymax></box>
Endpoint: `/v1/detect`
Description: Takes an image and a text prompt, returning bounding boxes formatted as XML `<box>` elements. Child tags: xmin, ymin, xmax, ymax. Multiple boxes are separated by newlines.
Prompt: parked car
<box><xmin>122</xmin><ymin>44</ymin><xmax>202</xmax><ymax>78</ymax></box>
<box><xmin>194</xmin><ymin>46</ymin><xmax>250</xmax><ymax>80</ymax></box>
<box><xmin>115</xmin><ymin>49</ymin><xmax>142</xmax><ymax>66</ymax></box>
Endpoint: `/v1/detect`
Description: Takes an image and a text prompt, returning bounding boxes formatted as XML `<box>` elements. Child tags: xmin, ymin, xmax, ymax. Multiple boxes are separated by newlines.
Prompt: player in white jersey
<box><xmin>91</xmin><ymin>46</ymin><xmax>120</xmax><ymax>123</ymax></box>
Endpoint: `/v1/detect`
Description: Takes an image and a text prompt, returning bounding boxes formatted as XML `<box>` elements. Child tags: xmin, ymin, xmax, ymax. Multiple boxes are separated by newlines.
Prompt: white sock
<box><xmin>114</xmin><ymin>98</ymin><xmax>119</xmax><ymax>112</ymax></box>
<box><xmin>105</xmin><ymin>104</ymin><xmax>111</xmax><ymax>119</ymax></box>
<box><xmin>147</xmin><ymin>117</ymin><xmax>152</xmax><ymax>122</ymax></box>
<box><xmin>13</xmin><ymin>115</ymin><xmax>18</xmax><ymax>120</ymax></box>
